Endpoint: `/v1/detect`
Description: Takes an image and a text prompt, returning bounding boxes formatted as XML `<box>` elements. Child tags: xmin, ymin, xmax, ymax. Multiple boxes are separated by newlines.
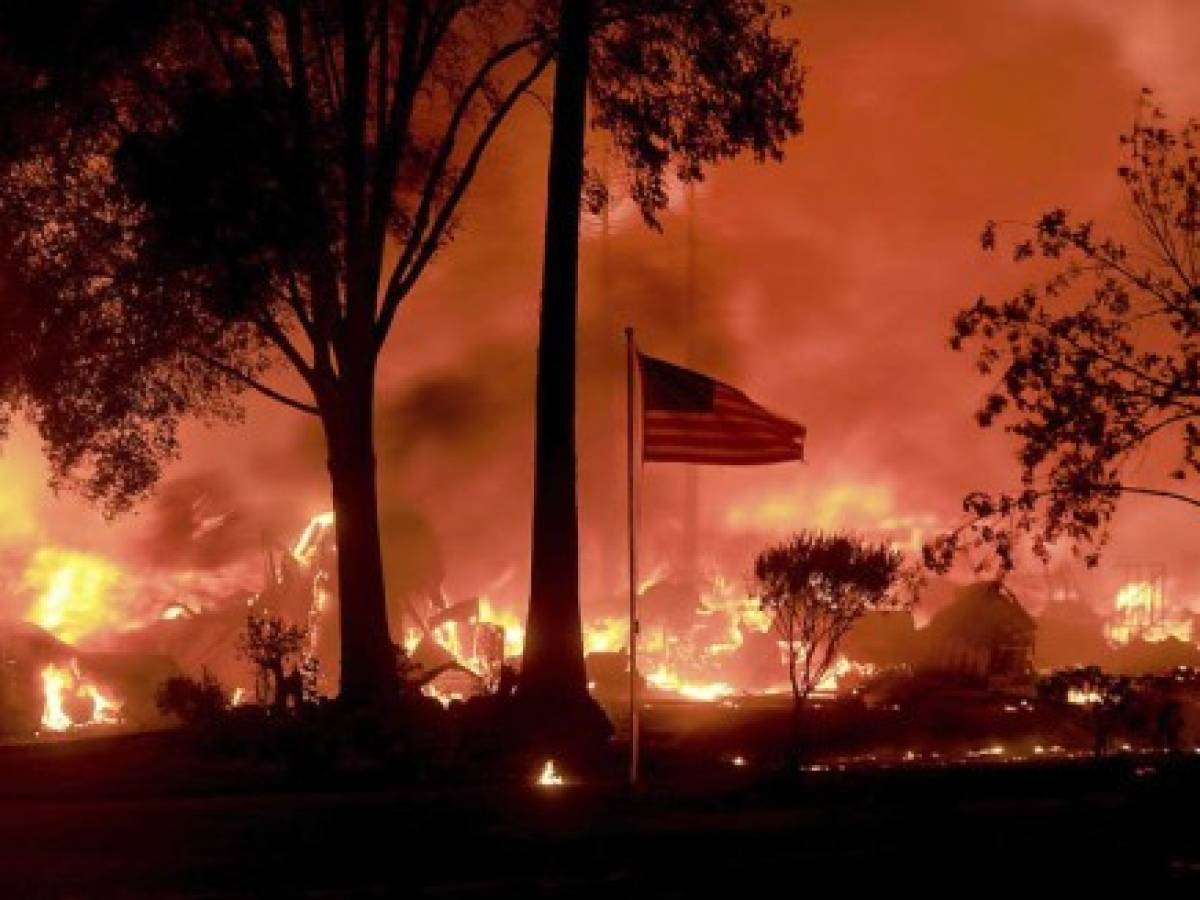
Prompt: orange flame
<box><xmin>39</xmin><ymin>660</ymin><xmax>123</xmax><ymax>733</ymax></box>
<box><xmin>39</xmin><ymin>664</ymin><xmax>72</xmax><ymax>732</ymax></box>
<box><xmin>23</xmin><ymin>548</ymin><xmax>123</xmax><ymax>644</ymax></box>
<box><xmin>1106</xmin><ymin>580</ymin><xmax>1193</xmax><ymax>645</ymax></box>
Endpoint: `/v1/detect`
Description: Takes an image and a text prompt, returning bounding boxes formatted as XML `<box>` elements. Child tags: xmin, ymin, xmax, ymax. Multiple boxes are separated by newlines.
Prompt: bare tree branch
<box><xmin>179</xmin><ymin>345</ymin><xmax>320</xmax><ymax>416</ymax></box>
<box><xmin>377</xmin><ymin>45</ymin><xmax>553</xmax><ymax>345</ymax></box>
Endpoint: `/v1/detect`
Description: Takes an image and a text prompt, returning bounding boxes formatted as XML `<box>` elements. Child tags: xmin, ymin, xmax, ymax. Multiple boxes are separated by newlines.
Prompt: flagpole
<box><xmin>625</xmin><ymin>325</ymin><xmax>640</xmax><ymax>787</ymax></box>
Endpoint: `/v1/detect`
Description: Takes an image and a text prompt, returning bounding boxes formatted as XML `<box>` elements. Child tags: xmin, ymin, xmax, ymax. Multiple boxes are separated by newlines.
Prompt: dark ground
<box><xmin>2</xmin><ymin>726</ymin><xmax>1200</xmax><ymax>898</ymax></box>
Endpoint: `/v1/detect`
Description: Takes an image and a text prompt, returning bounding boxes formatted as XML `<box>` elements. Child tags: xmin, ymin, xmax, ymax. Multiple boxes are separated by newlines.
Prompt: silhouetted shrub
<box><xmin>156</xmin><ymin>669</ymin><xmax>229</xmax><ymax>726</ymax></box>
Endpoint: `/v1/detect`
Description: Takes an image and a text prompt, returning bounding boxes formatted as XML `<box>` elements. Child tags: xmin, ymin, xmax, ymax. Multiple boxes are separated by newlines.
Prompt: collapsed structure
<box><xmin>917</xmin><ymin>581</ymin><xmax>1036</xmax><ymax>689</ymax></box>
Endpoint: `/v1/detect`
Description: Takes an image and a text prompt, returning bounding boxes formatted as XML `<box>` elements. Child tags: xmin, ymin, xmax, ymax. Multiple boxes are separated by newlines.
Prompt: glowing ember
<box><xmin>1067</xmin><ymin>687</ymin><xmax>1102</xmax><ymax>705</ymax></box>
<box><xmin>536</xmin><ymin>760</ymin><xmax>564</xmax><ymax>786</ymax></box>
<box><xmin>967</xmin><ymin>744</ymin><xmax>1006</xmax><ymax>758</ymax></box>
<box><xmin>23</xmin><ymin>548</ymin><xmax>123</xmax><ymax>644</ymax></box>
<box><xmin>39</xmin><ymin>660</ymin><xmax>123</xmax><ymax>733</ymax></box>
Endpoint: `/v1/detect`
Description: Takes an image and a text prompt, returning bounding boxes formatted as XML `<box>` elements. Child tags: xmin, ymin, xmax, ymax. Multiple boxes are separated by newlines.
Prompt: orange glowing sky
<box><xmin>4</xmin><ymin>0</ymin><xmax>1200</xmax><ymax>622</ymax></box>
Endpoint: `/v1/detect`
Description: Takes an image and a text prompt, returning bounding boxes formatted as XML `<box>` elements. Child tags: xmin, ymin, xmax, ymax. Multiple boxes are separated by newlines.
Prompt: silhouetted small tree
<box><xmin>755</xmin><ymin>531</ymin><xmax>909</xmax><ymax>765</ymax></box>
<box><xmin>929</xmin><ymin>91</ymin><xmax>1200</xmax><ymax>574</ymax></box>
<box><xmin>237</xmin><ymin>611</ymin><xmax>312</xmax><ymax>715</ymax></box>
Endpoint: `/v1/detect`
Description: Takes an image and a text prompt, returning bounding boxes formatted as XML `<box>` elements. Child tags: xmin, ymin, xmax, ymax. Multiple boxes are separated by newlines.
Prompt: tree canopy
<box><xmin>927</xmin><ymin>92</ymin><xmax>1200</xmax><ymax>573</ymax></box>
<box><xmin>0</xmin><ymin>0</ymin><xmax>803</xmax><ymax>511</ymax></box>
<box><xmin>755</xmin><ymin>531</ymin><xmax>909</xmax><ymax>703</ymax></box>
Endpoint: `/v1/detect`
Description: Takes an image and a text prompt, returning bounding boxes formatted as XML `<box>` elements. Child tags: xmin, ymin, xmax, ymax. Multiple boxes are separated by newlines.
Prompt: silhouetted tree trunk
<box><xmin>322</xmin><ymin>370</ymin><xmax>398</xmax><ymax>707</ymax></box>
<box><xmin>269</xmin><ymin>661</ymin><xmax>288</xmax><ymax>715</ymax></box>
<box><xmin>787</xmin><ymin>642</ymin><xmax>803</xmax><ymax>769</ymax></box>
<box><xmin>519</xmin><ymin>0</ymin><xmax>608</xmax><ymax>745</ymax></box>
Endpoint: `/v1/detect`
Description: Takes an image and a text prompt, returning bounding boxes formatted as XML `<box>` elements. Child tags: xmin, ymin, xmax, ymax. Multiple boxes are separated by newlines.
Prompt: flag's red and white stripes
<box><xmin>638</xmin><ymin>353</ymin><xmax>805</xmax><ymax>465</ymax></box>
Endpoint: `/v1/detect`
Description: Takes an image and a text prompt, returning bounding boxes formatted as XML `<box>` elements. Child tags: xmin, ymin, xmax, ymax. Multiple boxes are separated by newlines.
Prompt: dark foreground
<box><xmin>2</xmin><ymin>731</ymin><xmax>1199</xmax><ymax>898</ymax></box>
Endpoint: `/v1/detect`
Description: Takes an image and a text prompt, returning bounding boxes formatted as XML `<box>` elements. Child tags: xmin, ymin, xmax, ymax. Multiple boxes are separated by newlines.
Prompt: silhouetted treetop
<box><xmin>590</xmin><ymin>0</ymin><xmax>802</xmax><ymax>225</ymax></box>
<box><xmin>0</xmin><ymin>0</ymin><xmax>802</xmax><ymax>510</ymax></box>
<box><xmin>929</xmin><ymin>91</ymin><xmax>1200</xmax><ymax>573</ymax></box>
<box><xmin>754</xmin><ymin>530</ymin><xmax>910</xmax><ymax>763</ymax></box>
<box><xmin>756</xmin><ymin>531</ymin><xmax>909</xmax><ymax>619</ymax></box>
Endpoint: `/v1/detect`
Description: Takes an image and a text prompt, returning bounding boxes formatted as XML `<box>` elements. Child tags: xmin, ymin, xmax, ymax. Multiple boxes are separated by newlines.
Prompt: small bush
<box><xmin>156</xmin><ymin>669</ymin><xmax>230</xmax><ymax>726</ymax></box>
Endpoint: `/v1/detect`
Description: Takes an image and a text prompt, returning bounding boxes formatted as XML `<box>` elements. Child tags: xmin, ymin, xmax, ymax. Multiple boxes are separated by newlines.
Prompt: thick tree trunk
<box><xmin>518</xmin><ymin>0</ymin><xmax>610</xmax><ymax>750</ymax></box>
<box><xmin>324</xmin><ymin>375</ymin><xmax>398</xmax><ymax>707</ymax></box>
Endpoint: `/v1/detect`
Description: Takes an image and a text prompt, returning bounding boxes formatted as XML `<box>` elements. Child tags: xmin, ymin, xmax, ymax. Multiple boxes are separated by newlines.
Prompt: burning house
<box><xmin>0</xmin><ymin>618</ymin><xmax>176</xmax><ymax>735</ymax></box>
<box><xmin>916</xmin><ymin>581</ymin><xmax>1035</xmax><ymax>689</ymax></box>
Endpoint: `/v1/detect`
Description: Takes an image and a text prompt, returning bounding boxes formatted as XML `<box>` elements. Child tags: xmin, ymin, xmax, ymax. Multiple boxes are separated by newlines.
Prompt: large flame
<box><xmin>21</xmin><ymin>548</ymin><xmax>130</xmax><ymax>731</ymax></box>
<box><xmin>23</xmin><ymin>547</ymin><xmax>124</xmax><ymax>644</ymax></box>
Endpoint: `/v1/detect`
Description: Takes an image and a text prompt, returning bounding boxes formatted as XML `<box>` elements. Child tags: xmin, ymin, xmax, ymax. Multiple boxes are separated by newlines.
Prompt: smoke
<box><xmin>133</xmin><ymin>472</ymin><xmax>251</xmax><ymax>571</ymax></box>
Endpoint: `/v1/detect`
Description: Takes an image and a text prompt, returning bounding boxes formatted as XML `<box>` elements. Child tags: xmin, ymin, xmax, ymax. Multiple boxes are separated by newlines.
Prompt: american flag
<box><xmin>638</xmin><ymin>352</ymin><xmax>806</xmax><ymax>465</ymax></box>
